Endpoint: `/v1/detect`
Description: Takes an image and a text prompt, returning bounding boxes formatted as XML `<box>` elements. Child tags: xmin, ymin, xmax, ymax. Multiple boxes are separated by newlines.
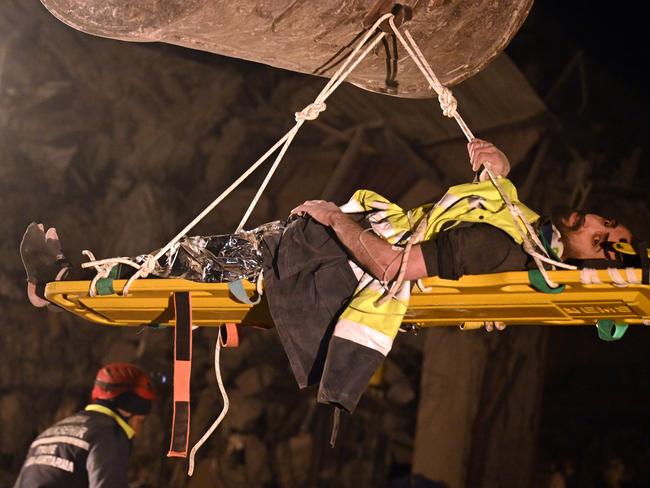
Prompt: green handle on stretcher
<box><xmin>96</xmin><ymin>265</ymin><xmax>120</xmax><ymax>295</ymax></box>
<box><xmin>528</xmin><ymin>269</ymin><xmax>565</xmax><ymax>294</ymax></box>
<box><xmin>596</xmin><ymin>319</ymin><xmax>629</xmax><ymax>342</ymax></box>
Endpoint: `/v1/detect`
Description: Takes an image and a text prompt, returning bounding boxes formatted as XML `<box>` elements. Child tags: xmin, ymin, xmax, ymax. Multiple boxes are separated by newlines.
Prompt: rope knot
<box><xmin>138</xmin><ymin>254</ymin><xmax>157</xmax><ymax>278</ymax></box>
<box><xmin>295</xmin><ymin>101</ymin><xmax>327</xmax><ymax>122</ymax></box>
<box><xmin>94</xmin><ymin>263</ymin><xmax>113</xmax><ymax>279</ymax></box>
<box><xmin>90</xmin><ymin>263</ymin><xmax>115</xmax><ymax>297</ymax></box>
<box><xmin>122</xmin><ymin>254</ymin><xmax>157</xmax><ymax>296</ymax></box>
<box><xmin>437</xmin><ymin>87</ymin><xmax>457</xmax><ymax>118</ymax></box>
<box><xmin>81</xmin><ymin>251</ymin><xmax>117</xmax><ymax>298</ymax></box>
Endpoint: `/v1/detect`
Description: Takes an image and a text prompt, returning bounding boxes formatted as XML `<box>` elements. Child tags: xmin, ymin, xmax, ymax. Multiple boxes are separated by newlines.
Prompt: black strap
<box><xmin>167</xmin><ymin>292</ymin><xmax>192</xmax><ymax>458</ymax></box>
<box><xmin>329</xmin><ymin>406</ymin><xmax>341</xmax><ymax>448</ymax></box>
<box><xmin>563</xmin><ymin>258</ymin><xmax>625</xmax><ymax>270</ymax></box>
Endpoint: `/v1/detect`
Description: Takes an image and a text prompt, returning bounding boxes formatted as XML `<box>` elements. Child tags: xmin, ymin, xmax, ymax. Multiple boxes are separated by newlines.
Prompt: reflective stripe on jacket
<box><xmin>14</xmin><ymin>405</ymin><xmax>131</xmax><ymax>488</ymax></box>
<box><xmin>333</xmin><ymin>178</ymin><xmax>539</xmax><ymax>360</ymax></box>
<box><xmin>263</xmin><ymin>179</ymin><xmax>537</xmax><ymax>413</ymax></box>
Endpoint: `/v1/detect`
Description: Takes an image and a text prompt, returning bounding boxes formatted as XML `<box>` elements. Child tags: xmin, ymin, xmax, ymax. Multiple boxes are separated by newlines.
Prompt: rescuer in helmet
<box><xmin>14</xmin><ymin>362</ymin><xmax>155</xmax><ymax>488</ymax></box>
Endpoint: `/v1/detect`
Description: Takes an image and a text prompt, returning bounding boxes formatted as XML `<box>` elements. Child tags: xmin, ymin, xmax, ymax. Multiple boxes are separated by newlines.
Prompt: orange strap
<box><xmin>220</xmin><ymin>323</ymin><xmax>240</xmax><ymax>348</ymax></box>
<box><xmin>167</xmin><ymin>292</ymin><xmax>192</xmax><ymax>458</ymax></box>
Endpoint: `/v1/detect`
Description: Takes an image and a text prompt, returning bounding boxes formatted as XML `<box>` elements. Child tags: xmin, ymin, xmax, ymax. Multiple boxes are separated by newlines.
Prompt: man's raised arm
<box><xmin>291</xmin><ymin>200</ymin><xmax>428</xmax><ymax>281</ymax></box>
<box><xmin>291</xmin><ymin>139</ymin><xmax>511</xmax><ymax>282</ymax></box>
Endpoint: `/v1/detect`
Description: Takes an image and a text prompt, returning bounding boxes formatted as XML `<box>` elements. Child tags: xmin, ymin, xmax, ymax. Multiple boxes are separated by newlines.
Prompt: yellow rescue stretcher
<box><xmin>45</xmin><ymin>268</ymin><xmax>650</xmax><ymax>331</ymax></box>
<box><xmin>45</xmin><ymin>266</ymin><xmax>649</xmax><ymax>455</ymax></box>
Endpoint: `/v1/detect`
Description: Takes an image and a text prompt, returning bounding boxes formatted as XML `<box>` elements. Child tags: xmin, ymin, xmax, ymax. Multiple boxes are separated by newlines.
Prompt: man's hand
<box><xmin>291</xmin><ymin>200</ymin><xmax>343</xmax><ymax>227</ymax></box>
<box><xmin>468</xmin><ymin>139</ymin><xmax>511</xmax><ymax>181</ymax></box>
<box><xmin>484</xmin><ymin>321</ymin><xmax>507</xmax><ymax>332</ymax></box>
<box><xmin>292</xmin><ymin>199</ymin><xmax>429</xmax><ymax>281</ymax></box>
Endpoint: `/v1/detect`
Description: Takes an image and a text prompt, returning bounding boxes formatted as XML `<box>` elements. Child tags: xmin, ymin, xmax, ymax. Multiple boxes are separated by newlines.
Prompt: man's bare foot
<box><xmin>26</xmin><ymin>282</ymin><xmax>49</xmax><ymax>308</ymax></box>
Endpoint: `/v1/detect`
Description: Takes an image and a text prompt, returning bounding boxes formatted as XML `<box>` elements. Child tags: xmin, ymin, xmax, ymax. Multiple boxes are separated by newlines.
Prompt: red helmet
<box><xmin>91</xmin><ymin>363</ymin><xmax>155</xmax><ymax>402</ymax></box>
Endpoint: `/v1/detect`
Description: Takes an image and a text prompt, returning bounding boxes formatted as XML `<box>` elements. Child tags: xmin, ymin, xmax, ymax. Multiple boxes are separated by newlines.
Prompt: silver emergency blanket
<box><xmin>139</xmin><ymin>221</ymin><xmax>284</xmax><ymax>283</ymax></box>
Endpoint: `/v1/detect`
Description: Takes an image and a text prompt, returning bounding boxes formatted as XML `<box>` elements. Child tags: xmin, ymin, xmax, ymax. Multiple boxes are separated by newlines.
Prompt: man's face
<box><xmin>556</xmin><ymin>210</ymin><xmax>633</xmax><ymax>260</ymax></box>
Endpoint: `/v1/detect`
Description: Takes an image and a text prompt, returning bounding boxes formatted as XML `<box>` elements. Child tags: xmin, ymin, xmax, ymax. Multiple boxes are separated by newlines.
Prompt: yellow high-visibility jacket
<box><xmin>333</xmin><ymin>178</ymin><xmax>539</xmax><ymax>359</ymax></box>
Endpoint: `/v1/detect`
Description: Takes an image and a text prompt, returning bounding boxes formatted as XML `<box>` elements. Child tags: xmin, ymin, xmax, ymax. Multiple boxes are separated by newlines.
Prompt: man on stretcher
<box><xmin>20</xmin><ymin>139</ymin><xmax>635</xmax><ymax>413</ymax></box>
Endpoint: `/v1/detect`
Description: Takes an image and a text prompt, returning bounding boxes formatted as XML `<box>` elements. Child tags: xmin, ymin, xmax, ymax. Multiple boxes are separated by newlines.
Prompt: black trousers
<box><xmin>262</xmin><ymin>217</ymin><xmax>381</xmax><ymax>412</ymax></box>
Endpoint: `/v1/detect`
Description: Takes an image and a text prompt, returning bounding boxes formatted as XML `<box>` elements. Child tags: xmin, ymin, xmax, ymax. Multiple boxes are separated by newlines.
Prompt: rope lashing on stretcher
<box><xmin>81</xmin><ymin>251</ymin><xmax>147</xmax><ymax>296</ymax></box>
<box><xmin>81</xmin><ymin>12</ymin><xmax>394</xmax><ymax>297</ymax></box>
<box><xmin>580</xmin><ymin>267</ymin><xmax>641</xmax><ymax>287</ymax></box>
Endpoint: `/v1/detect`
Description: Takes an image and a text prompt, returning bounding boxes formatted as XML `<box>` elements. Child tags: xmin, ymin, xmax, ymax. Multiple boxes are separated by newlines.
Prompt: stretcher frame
<box><xmin>45</xmin><ymin>268</ymin><xmax>650</xmax><ymax>330</ymax></box>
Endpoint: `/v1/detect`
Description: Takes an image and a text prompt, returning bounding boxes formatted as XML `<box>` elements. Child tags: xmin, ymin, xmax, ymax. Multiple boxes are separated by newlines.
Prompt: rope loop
<box><xmin>187</xmin><ymin>330</ymin><xmax>230</xmax><ymax>476</ymax></box>
<box><xmin>295</xmin><ymin>101</ymin><xmax>327</xmax><ymax>122</ymax></box>
<box><xmin>83</xmin><ymin>250</ymin><xmax>114</xmax><ymax>297</ymax></box>
<box><xmin>88</xmin><ymin>263</ymin><xmax>115</xmax><ymax>297</ymax></box>
<box><xmin>137</xmin><ymin>254</ymin><xmax>157</xmax><ymax>278</ymax></box>
<box><xmin>82</xmin><ymin>250</ymin><xmax>97</xmax><ymax>262</ymax></box>
<box><xmin>121</xmin><ymin>254</ymin><xmax>157</xmax><ymax>296</ymax></box>
<box><xmin>438</xmin><ymin>87</ymin><xmax>457</xmax><ymax>118</ymax></box>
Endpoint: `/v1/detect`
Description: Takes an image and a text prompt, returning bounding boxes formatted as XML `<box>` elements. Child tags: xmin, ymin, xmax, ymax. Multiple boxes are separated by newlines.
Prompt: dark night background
<box><xmin>1</xmin><ymin>1</ymin><xmax>649</xmax><ymax>487</ymax></box>
<box><xmin>507</xmin><ymin>3</ymin><xmax>650</xmax><ymax>487</ymax></box>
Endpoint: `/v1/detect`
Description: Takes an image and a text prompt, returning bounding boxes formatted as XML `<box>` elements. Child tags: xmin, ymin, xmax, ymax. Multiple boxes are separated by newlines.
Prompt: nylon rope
<box><xmin>81</xmin><ymin>13</ymin><xmax>393</xmax><ymax>296</ymax></box>
<box><xmin>625</xmin><ymin>267</ymin><xmax>640</xmax><ymax>284</ymax></box>
<box><xmin>83</xmin><ymin>12</ymin><xmax>573</xmax><ymax>297</ymax></box>
<box><xmin>81</xmin><ymin>251</ymin><xmax>143</xmax><ymax>296</ymax></box>
<box><xmin>607</xmin><ymin>267</ymin><xmax>628</xmax><ymax>287</ymax></box>
<box><xmin>378</xmin><ymin>16</ymin><xmax>575</xmax><ymax>302</ymax></box>
<box><xmin>187</xmin><ymin>328</ymin><xmax>228</xmax><ymax>477</ymax></box>
<box><xmin>393</xmin><ymin>19</ymin><xmax>573</xmax><ymax>274</ymax></box>
<box><xmin>235</xmin><ymin>19</ymin><xmax>390</xmax><ymax>232</ymax></box>
<box><xmin>580</xmin><ymin>267</ymin><xmax>641</xmax><ymax>287</ymax></box>
<box><xmin>580</xmin><ymin>267</ymin><xmax>602</xmax><ymax>285</ymax></box>
<box><xmin>393</xmin><ymin>19</ymin><xmax>573</xmax><ymax>267</ymax></box>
